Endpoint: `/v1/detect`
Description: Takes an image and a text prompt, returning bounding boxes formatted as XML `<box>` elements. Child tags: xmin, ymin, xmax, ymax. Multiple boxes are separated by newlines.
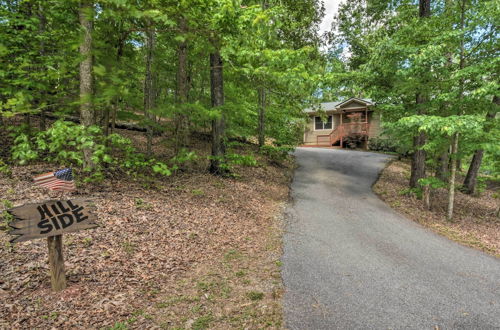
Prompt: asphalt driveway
<box><xmin>282</xmin><ymin>148</ymin><xmax>500</xmax><ymax>329</ymax></box>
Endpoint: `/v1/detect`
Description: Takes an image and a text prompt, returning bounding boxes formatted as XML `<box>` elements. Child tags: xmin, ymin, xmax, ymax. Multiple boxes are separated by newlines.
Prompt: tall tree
<box><xmin>257</xmin><ymin>0</ymin><xmax>269</xmax><ymax>148</ymax></box>
<box><xmin>79</xmin><ymin>0</ymin><xmax>94</xmax><ymax>169</ymax></box>
<box><xmin>209</xmin><ymin>50</ymin><xmax>226</xmax><ymax>174</ymax></box>
<box><xmin>463</xmin><ymin>97</ymin><xmax>499</xmax><ymax>194</ymax></box>
<box><xmin>257</xmin><ymin>87</ymin><xmax>266</xmax><ymax>147</ymax></box>
<box><xmin>409</xmin><ymin>0</ymin><xmax>431</xmax><ymax>189</ymax></box>
<box><xmin>174</xmin><ymin>16</ymin><xmax>190</xmax><ymax>153</ymax></box>
<box><xmin>447</xmin><ymin>0</ymin><xmax>466</xmax><ymax>221</ymax></box>
<box><xmin>144</xmin><ymin>23</ymin><xmax>156</xmax><ymax>158</ymax></box>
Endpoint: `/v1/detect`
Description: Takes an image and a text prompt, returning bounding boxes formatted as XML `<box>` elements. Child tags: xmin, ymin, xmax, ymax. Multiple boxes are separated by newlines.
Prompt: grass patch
<box><xmin>135</xmin><ymin>198</ymin><xmax>153</xmax><ymax>210</ymax></box>
<box><xmin>246</xmin><ymin>291</ymin><xmax>264</xmax><ymax>301</ymax></box>
<box><xmin>235</xmin><ymin>270</ymin><xmax>247</xmax><ymax>277</ymax></box>
<box><xmin>108</xmin><ymin>322</ymin><xmax>128</xmax><ymax>330</ymax></box>
<box><xmin>155</xmin><ymin>295</ymin><xmax>200</xmax><ymax>308</ymax></box>
<box><xmin>191</xmin><ymin>189</ymin><xmax>204</xmax><ymax>196</ymax></box>
<box><xmin>192</xmin><ymin>314</ymin><xmax>213</xmax><ymax>330</ymax></box>
<box><xmin>224</xmin><ymin>249</ymin><xmax>243</xmax><ymax>262</ymax></box>
<box><xmin>121</xmin><ymin>241</ymin><xmax>136</xmax><ymax>254</ymax></box>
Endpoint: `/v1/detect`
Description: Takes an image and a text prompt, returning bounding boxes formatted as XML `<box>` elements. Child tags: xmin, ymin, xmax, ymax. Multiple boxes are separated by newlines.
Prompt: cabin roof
<box><xmin>304</xmin><ymin>97</ymin><xmax>373</xmax><ymax>113</ymax></box>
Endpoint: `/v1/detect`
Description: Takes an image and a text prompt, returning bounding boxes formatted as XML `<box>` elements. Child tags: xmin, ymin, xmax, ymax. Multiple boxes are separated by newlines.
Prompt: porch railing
<box><xmin>316</xmin><ymin>122</ymin><xmax>370</xmax><ymax>146</ymax></box>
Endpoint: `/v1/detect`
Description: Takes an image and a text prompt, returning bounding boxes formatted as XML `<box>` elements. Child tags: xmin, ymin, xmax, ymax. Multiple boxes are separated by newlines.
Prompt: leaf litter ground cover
<box><xmin>0</xmin><ymin>132</ymin><xmax>292</xmax><ymax>329</ymax></box>
<box><xmin>373</xmin><ymin>160</ymin><xmax>499</xmax><ymax>257</ymax></box>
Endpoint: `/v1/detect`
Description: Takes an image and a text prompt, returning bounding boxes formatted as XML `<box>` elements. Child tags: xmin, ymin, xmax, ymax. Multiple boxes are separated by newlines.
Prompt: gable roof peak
<box><xmin>336</xmin><ymin>97</ymin><xmax>373</xmax><ymax>108</ymax></box>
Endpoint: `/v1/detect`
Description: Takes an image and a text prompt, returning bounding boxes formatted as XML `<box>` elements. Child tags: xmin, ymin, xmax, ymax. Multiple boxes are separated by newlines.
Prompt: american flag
<box><xmin>33</xmin><ymin>168</ymin><xmax>76</xmax><ymax>192</ymax></box>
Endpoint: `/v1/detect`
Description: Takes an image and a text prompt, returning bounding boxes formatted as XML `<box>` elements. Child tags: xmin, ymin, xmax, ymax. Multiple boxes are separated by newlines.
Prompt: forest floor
<box><xmin>0</xmin><ymin>127</ymin><xmax>293</xmax><ymax>329</ymax></box>
<box><xmin>373</xmin><ymin>159</ymin><xmax>500</xmax><ymax>257</ymax></box>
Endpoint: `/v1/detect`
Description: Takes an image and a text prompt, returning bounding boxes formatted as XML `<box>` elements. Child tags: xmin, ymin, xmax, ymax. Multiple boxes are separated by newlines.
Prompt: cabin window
<box><xmin>314</xmin><ymin>116</ymin><xmax>333</xmax><ymax>130</ymax></box>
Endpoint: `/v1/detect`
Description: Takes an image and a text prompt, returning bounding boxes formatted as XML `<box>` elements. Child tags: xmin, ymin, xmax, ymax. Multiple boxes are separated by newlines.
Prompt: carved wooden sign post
<box><xmin>7</xmin><ymin>198</ymin><xmax>98</xmax><ymax>291</ymax></box>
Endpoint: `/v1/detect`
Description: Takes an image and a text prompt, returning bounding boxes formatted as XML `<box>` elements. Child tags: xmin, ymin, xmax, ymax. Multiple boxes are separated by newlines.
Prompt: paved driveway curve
<box><xmin>282</xmin><ymin>148</ymin><xmax>500</xmax><ymax>329</ymax></box>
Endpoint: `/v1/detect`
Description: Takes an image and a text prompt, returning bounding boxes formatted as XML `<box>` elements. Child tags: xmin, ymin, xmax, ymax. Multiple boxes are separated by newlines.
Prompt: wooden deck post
<box><xmin>340</xmin><ymin>112</ymin><xmax>343</xmax><ymax>148</ymax></box>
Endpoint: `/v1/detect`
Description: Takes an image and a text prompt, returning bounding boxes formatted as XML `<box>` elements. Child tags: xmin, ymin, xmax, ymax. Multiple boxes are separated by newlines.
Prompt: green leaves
<box><xmin>8</xmin><ymin>120</ymin><xmax>173</xmax><ymax>179</ymax></box>
<box><xmin>418</xmin><ymin>177</ymin><xmax>447</xmax><ymax>190</ymax></box>
<box><xmin>11</xmin><ymin>133</ymin><xmax>38</xmax><ymax>165</ymax></box>
<box><xmin>396</xmin><ymin>115</ymin><xmax>486</xmax><ymax>136</ymax></box>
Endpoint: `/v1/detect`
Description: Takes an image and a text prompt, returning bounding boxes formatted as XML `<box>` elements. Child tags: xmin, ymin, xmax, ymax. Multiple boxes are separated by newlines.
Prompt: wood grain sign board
<box><xmin>8</xmin><ymin>198</ymin><xmax>98</xmax><ymax>243</ymax></box>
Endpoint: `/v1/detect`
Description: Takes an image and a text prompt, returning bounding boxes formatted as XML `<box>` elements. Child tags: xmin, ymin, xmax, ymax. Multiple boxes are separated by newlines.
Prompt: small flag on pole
<box><xmin>33</xmin><ymin>168</ymin><xmax>76</xmax><ymax>192</ymax></box>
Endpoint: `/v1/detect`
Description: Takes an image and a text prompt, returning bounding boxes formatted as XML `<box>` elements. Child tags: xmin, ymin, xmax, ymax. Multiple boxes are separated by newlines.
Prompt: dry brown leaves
<box><xmin>0</xmin><ymin>143</ymin><xmax>292</xmax><ymax>329</ymax></box>
<box><xmin>373</xmin><ymin>160</ymin><xmax>500</xmax><ymax>257</ymax></box>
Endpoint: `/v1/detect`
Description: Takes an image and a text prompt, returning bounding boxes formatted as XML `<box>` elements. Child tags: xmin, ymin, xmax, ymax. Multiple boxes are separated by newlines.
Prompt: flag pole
<box><xmin>47</xmin><ymin>190</ymin><xmax>67</xmax><ymax>291</ymax></box>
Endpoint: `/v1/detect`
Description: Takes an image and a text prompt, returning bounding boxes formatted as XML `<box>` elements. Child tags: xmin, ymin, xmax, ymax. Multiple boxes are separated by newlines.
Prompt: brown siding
<box><xmin>368</xmin><ymin>112</ymin><xmax>382</xmax><ymax>138</ymax></box>
<box><xmin>303</xmin><ymin>113</ymin><xmax>340</xmax><ymax>145</ymax></box>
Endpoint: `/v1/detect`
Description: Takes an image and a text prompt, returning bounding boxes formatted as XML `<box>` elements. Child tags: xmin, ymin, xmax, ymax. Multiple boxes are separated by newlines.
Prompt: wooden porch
<box><xmin>316</xmin><ymin>111</ymin><xmax>370</xmax><ymax>148</ymax></box>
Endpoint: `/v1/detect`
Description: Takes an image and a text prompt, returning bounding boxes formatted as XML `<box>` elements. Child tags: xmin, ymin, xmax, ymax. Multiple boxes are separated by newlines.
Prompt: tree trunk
<box><xmin>79</xmin><ymin>0</ymin><xmax>94</xmax><ymax>169</ymax></box>
<box><xmin>38</xmin><ymin>3</ymin><xmax>47</xmax><ymax>131</ymax></box>
<box><xmin>103</xmin><ymin>108</ymin><xmax>110</xmax><ymax>137</ymax></box>
<box><xmin>463</xmin><ymin>150</ymin><xmax>483</xmax><ymax>195</ymax></box>
<box><xmin>111</xmin><ymin>104</ymin><xmax>117</xmax><ymax>134</ymax></box>
<box><xmin>447</xmin><ymin>0</ymin><xmax>466</xmax><ymax>221</ymax></box>
<box><xmin>410</xmin><ymin>131</ymin><xmax>426</xmax><ymax>188</ymax></box>
<box><xmin>423</xmin><ymin>185</ymin><xmax>431</xmax><ymax>210</ymax></box>
<box><xmin>258</xmin><ymin>87</ymin><xmax>266</xmax><ymax>147</ymax></box>
<box><xmin>209</xmin><ymin>51</ymin><xmax>226</xmax><ymax>175</ymax></box>
<box><xmin>410</xmin><ymin>1</ymin><xmax>431</xmax><ymax>188</ymax></box>
<box><xmin>110</xmin><ymin>34</ymin><xmax>126</xmax><ymax>136</ymax></box>
<box><xmin>436</xmin><ymin>148</ymin><xmax>449</xmax><ymax>182</ymax></box>
<box><xmin>447</xmin><ymin>132</ymin><xmax>459</xmax><ymax>220</ymax></box>
<box><xmin>463</xmin><ymin>103</ymin><xmax>498</xmax><ymax>194</ymax></box>
<box><xmin>144</xmin><ymin>25</ymin><xmax>156</xmax><ymax>158</ymax></box>
<box><xmin>419</xmin><ymin>0</ymin><xmax>431</xmax><ymax>17</ymax></box>
<box><xmin>174</xmin><ymin>17</ymin><xmax>189</xmax><ymax>153</ymax></box>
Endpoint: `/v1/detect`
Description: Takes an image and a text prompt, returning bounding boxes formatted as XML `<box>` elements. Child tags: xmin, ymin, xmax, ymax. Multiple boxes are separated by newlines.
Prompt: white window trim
<box><xmin>313</xmin><ymin>115</ymin><xmax>334</xmax><ymax>131</ymax></box>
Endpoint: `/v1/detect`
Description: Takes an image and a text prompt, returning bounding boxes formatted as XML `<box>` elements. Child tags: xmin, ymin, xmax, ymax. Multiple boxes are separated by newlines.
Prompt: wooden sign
<box><xmin>7</xmin><ymin>198</ymin><xmax>98</xmax><ymax>243</ymax></box>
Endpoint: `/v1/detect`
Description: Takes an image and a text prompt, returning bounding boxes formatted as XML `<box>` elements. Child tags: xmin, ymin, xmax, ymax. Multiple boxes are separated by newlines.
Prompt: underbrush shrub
<box><xmin>369</xmin><ymin>137</ymin><xmax>410</xmax><ymax>157</ymax></box>
<box><xmin>9</xmin><ymin>120</ymin><xmax>172</xmax><ymax>180</ymax></box>
<box><xmin>343</xmin><ymin>135</ymin><xmax>365</xmax><ymax>149</ymax></box>
<box><xmin>259</xmin><ymin>145</ymin><xmax>293</xmax><ymax>165</ymax></box>
<box><xmin>208</xmin><ymin>153</ymin><xmax>258</xmax><ymax>176</ymax></box>
<box><xmin>0</xmin><ymin>159</ymin><xmax>11</xmax><ymax>176</ymax></box>
<box><xmin>418</xmin><ymin>177</ymin><xmax>447</xmax><ymax>209</ymax></box>
<box><xmin>169</xmin><ymin>148</ymin><xmax>198</xmax><ymax>173</ymax></box>
<box><xmin>225</xmin><ymin>153</ymin><xmax>258</xmax><ymax>167</ymax></box>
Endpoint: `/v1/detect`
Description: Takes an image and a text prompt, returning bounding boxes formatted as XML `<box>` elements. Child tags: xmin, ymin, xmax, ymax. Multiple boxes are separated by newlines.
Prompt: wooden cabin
<box><xmin>302</xmin><ymin>97</ymin><xmax>382</xmax><ymax>148</ymax></box>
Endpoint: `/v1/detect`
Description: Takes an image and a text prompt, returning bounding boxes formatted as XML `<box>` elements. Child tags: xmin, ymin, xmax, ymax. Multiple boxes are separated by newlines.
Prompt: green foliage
<box><xmin>1</xmin><ymin>199</ymin><xmax>15</xmax><ymax>229</ymax></box>
<box><xmin>225</xmin><ymin>153</ymin><xmax>258</xmax><ymax>167</ymax></box>
<box><xmin>0</xmin><ymin>159</ymin><xmax>11</xmax><ymax>176</ymax></box>
<box><xmin>1</xmin><ymin>0</ymin><xmax>325</xmax><ymax>183</ymax></box>
<box><xmin>399</xmin><ymin>187</ymin><xmax>423</xmax><ymax>200</ymax></box>
<box><xmin>418</xmin><ymin>177</ymin><xmax>447</xmax><ymax>190</ymax></box>
<box><xmin>368</xmin><ymin>138</ymin><xmax>397</xmax><ymax>153</ymax></box>
<box><xmin>328</xmin><ymin>0</ymin><xmax>499</xmax><ymax>220</ymax></box>
<box><xmin>192</xmin><ymin>314</ymin><xmax>213</xmax><ymax>330</ymax></box>
<box><xmin>170</xmin><ymin>149</ymin><xmax>198</xmax><ymax>172</ymax></box>
<box><xmin>108</xmin><ymin>322</ymin><xmax>128</xmax><ymax>330</ymax></box>
<box><xmin>9</xmin><ymin>120</ymin><xmax>172</xmax><ymax>179</ymax></box>
<box><xmin>368</xmin><ymin>138</ymin><xmax>410</xmax><ymax>156</ymax></box>
<box><xmin>208</xmin><ymin>152</ymin><xmax>257</xmax><ymax>176</ymax></box>
<box><xmin>246</xmin><ymin>291</ymin><xmax>264</xmax><ymax>301</ymax></box>
<box><xmin>152</xmin><ymin>162</ymin><xmax>172</xmax><ymax>176</ymax></box>
<box><xmin>259</xmin><ymin>145</ymin><xmax>292</xmax><ymax>164</ymax></box>
<box><xmin>474</xmin><ymin>177</ymin><xmax>488</xmax><ymax>194</ymax></box>
<box><xmin>11</xmin><ymin>133</ymin><xmax>39</xmax><ymax>165</ymax></box>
